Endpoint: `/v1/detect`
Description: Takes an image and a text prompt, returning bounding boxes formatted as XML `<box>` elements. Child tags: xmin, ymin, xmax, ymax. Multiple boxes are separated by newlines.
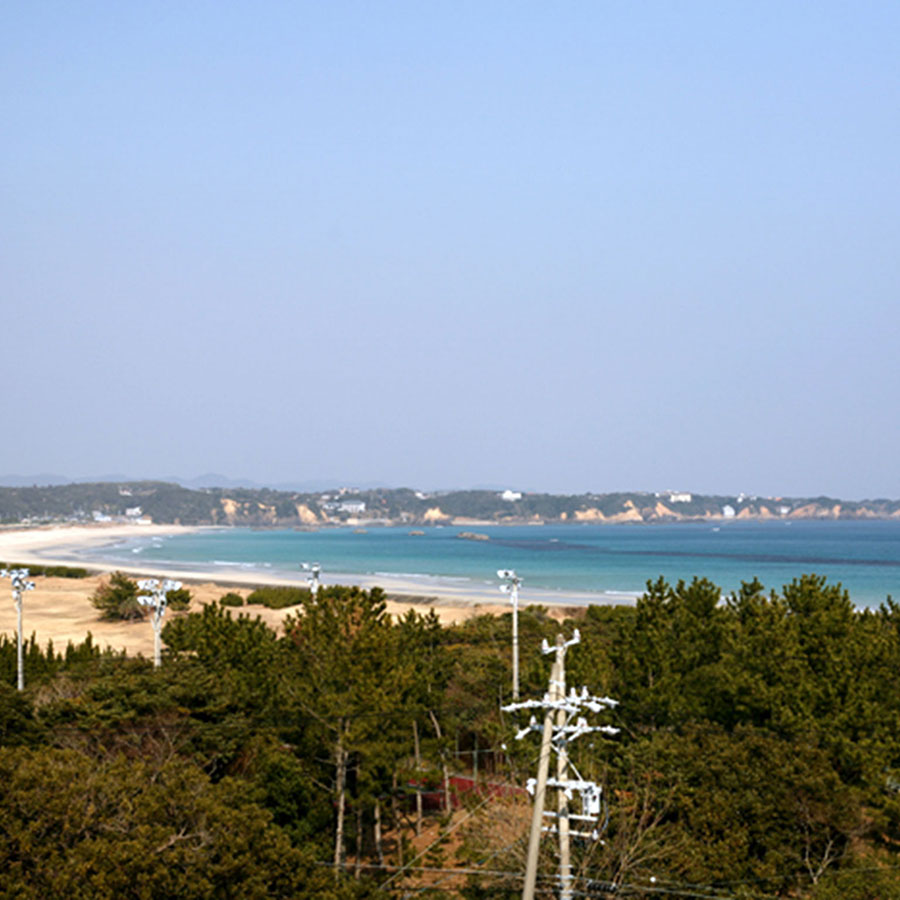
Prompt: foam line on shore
<box><xmin>0</xmin><ymin>524</ymin><xmax>634</xmax><ymax>608</ymax></box>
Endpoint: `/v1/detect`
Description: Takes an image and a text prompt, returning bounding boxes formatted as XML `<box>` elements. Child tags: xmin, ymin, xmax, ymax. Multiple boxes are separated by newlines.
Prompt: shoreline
<box><xmin>0</xmin><ymin>523</ymin><xmax>633</xmax><ymax>610</ymax></box>
<box><xmin>0</xmin><ymin>524</ymin><xmax>616</xmax><ymax>661</ymax></box>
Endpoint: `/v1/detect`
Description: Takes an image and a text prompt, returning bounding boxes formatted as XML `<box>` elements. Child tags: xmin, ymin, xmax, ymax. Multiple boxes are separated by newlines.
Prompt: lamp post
<box><xmin>498</xmin><ymin>569</ymin><xmax>522</xmax><ymax>700</ymax></box>
<box><xmin>136</xmin><ymin>578</ymin><xmax>181</xmax><ymax>668</ymax></box>
<box><xmin>301</xmin><ymin>562</ymin><xmax>321</xmax><ymax>597</ymax></box>
<box><xmin>1</xmin><ymin>568</ymin><xmax>34</xmax><ymax>691</ymax></box>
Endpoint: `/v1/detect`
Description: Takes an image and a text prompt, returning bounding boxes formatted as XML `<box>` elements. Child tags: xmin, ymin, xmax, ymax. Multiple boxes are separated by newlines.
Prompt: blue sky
<box><xmin>2</xmin><ymin>2</ymin><xmax>898</xmax><ymax>497</ymax></box>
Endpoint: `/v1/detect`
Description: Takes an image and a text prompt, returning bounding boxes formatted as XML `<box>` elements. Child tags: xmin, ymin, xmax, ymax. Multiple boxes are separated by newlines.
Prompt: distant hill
<box><xmin>0</xmin><ymin>473</ymin><xmax>389</xmax><ymax>493</ymax></box>
<box><xmin>0</xmin><ymin>481</ymin><xmax>898</xmax><ymax>527</ymax></box>
<box><xmin>0</xmin><ymin>473</ymin><xmax>84</xmax><ymax>487</ymax></box>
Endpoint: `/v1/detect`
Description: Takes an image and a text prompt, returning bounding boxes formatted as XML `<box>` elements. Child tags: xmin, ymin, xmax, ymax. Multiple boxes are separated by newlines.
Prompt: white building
<box><xmin>500</xmin><ymin>490</ymin><xmax>523</xmax><ymax>502</ymax></box>
<box><xmin>668</xmin><ymin>492</ymin><xmax>692</xmax><ymax>503</ymax></box>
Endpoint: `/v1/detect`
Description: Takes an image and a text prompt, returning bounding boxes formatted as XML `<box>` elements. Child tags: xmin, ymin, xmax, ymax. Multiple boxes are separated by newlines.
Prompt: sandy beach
<box><xmin>0</xmin><ymin>523</ymin><xmax>620</xmax><ymax>605</ymax></box>
<box><xmin>0</xmin><ymin>524</ymin><xmax>577</xmax><ymax>659</ymax></box>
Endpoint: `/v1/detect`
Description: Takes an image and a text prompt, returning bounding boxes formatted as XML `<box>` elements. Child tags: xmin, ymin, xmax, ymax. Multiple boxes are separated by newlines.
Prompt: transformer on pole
<box><xmin>498</xmin><ymin>569</ymin><xmax>521</xmax><ymax>700</ymax></box>
<box><xmin>136</xmin><ymin>578</ymin><xmax>181</xmax><ymax>668</ymax></box>
<box><xmin>503</xmin><ymin>630</ymin><xmax>619</xmax><ymax>900</ymax></box>
<box><xmin>1</xmin><ymin>568</ymin><xmax>35</xmax><ymax>691</ymax></box>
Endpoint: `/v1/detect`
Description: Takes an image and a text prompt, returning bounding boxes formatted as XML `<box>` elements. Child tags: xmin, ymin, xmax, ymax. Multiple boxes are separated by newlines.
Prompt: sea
<box><xmin>78</xmin><ymin>520</ymin><xmax>900</xmax><ymax>610</ymax></box>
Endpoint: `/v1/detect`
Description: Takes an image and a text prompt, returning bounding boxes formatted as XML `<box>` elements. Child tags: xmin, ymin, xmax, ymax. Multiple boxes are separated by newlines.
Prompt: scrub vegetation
<box><xmin>1</xmin><ymin>576</ymin><xmax>900</xmax><ymax>898</ymax></box>
<box><xmin>90</xmin><ymin>571</ymin><xmax>193</xmax><ymax>621</ymax></box>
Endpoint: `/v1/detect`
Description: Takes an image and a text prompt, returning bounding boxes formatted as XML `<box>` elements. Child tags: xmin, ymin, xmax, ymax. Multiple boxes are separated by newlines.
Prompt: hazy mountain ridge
<box><xmin>0</xmin><ymin>473</ymin><xmax>387</xmax><ymax>492</ymax></box>
<box><xmin>1</xmin><ymin>481</ymin><xmax>899</xmax><ymax>527</ymax></box>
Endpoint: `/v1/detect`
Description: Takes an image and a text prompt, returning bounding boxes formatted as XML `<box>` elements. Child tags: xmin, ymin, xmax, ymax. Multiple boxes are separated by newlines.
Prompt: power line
<box><xmin>318</xmin><ymin>859</ymin><xmax>773</xmax><ymax>900</ymax></box>
<box><xmin>377</xmin><ymin>782</ymin><xmax>507</xmax><ymax>891</ymax></box>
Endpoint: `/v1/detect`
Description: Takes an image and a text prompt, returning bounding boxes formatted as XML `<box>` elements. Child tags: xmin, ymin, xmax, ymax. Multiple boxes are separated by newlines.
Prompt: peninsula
<box><xmin>1</xmin><ymin>482</ymin><xmax>897</xmax><ymax>528</ymax></box>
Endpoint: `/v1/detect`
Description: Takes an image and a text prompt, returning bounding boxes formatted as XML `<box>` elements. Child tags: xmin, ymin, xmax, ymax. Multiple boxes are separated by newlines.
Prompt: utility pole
<box><xmin>521</xmin><ymin>647</ymin><xmax>560</xmax><ymax>900</ymax></box>
<box><xmin>137</xmin><ymin>578</ymin><xmax>181</xmax><ymax>668</ymax></box>
<box><xmin>498</xmin><ymin>569</ymin><xmax>522</xmax><ymax>700</ymax></box>
<box><xmin>1</xmin><ymin>568</ymin><xmax>35</xmax><ymax>691</ymax></box>
<box><xmin>504</xmin><ymin>630</ymin><xmax>619</xmax><ymax>900</ymax></box>
<box><xmin>556</xmin><ymin>642</ymin><xmax>572</xmax><ymax>900</ymax></box>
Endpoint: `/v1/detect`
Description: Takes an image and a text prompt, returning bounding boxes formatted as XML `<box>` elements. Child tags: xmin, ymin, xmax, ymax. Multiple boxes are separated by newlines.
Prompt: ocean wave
<box><xmin>373</xmin><ymin>571</ymin><xmax>471</xmax><ymax>583</ymax></box>
<box><xmin>211</xmin><ymin>560</ymin><xmax>258</xmax><ymax>569</ymax></box>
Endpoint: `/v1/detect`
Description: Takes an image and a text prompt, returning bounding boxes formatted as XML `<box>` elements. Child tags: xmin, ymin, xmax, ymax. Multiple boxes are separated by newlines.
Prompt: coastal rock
<box><xmin>457</xmin><ymin>531</ymin><xmax>490</xmax><ymax>542</ymax></box>
<box><xmin>294</xmin><ymin>503</ymin><xmax>319</xmax><ymax>524</ymax></box>
<box><xmin>609</xmin><ymin>500</ymin><xmax>645</xmax><ymax>523</ymax></box>
<box><xmin>574</xmin><ymin>508</ymin><xmax>606</xmax><ymax>522</ymax></box>
<box><xmin>574</xmin><ymin>499</ymin><xmax>649</xmax><ymax>523</ymax></box>
<box><xmin>220</xmin><ymin>497</ymin><xmax>240</xmax><ymax>522</ymax></box>
<box><xmin>257</xmin><ymin>502</ymin><xmax>277</xmax><ymax>523</ymax></box>
<box><xmin>789</xmin><ymin>503</ymin><xmax>838</xmax><ymax>519</ymax></box>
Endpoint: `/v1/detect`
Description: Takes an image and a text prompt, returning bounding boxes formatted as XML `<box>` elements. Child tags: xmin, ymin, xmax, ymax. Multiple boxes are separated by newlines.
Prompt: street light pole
<box><xmin>498</xmin><ymin>569</ymin><xmax>522</xmax><ymax>700</ymax></box>
<box><xmin>1</xmin><ymin>568</ymin><xmax>35</xmax><ymax>691</ymax></box>
<box><xmin>136</xmin><ymin>578</ymin><xmax>181</xmax><ymax>668</ymax></box>
<box><xmin>301</xmin><ymin>562</ymin><xmax>321</xmax><ymax>596</ymax></box>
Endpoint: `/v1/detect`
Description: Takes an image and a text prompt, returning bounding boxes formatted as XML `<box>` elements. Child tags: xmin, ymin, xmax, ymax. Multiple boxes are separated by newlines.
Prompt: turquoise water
<box><xmin>84</xmin><ymin>520</ymin><xmax>900</xmax><ymax>608</ymax></box>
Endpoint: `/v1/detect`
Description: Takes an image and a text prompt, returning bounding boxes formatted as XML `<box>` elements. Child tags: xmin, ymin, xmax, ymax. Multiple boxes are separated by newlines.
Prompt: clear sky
<box><xmin>2</xmin><ymin>2</ymin><xmax>898</xmax><ymax>498</ymax></box>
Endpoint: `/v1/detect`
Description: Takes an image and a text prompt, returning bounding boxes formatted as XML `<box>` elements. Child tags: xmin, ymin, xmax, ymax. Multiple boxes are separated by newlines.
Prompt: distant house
<box><xmin>339</xmin><ymin>500</ymin><xmax>366</xmax><ymax>514</ymax></box>
<box><xmin>722</xmin><ymin>505</ymin><xmax>736</xmax><ymax>518</ymax></box>
<box><xmin>500</xmin><ymin>490</ymin><xmax>522</xmax><ymax>502</ymax></box>
<box><xmin>125</xmin><ymin>506</ymin><xmax>143</xmax><ymax>518</ymax></box>
<box><xmin>91</xmin><ymin>510</ymin><xmax>112</xmax><ymax>522</ymax></box>
<box><xmin>668</xmin><ymin>492</ymin><xmax>692</xmax><ymax>504</ymax></box>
